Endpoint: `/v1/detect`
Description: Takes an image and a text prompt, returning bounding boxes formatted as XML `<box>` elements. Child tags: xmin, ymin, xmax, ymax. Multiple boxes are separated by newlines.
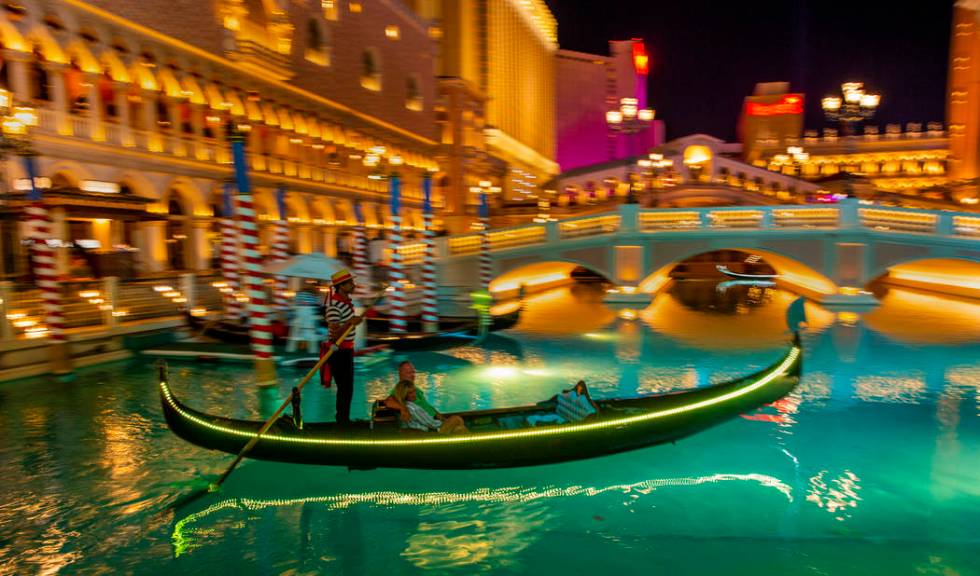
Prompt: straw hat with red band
<box><xmin>330</xmin><ymin>268</ymin><xmax>355</xmax><ymax>286</ymax></box>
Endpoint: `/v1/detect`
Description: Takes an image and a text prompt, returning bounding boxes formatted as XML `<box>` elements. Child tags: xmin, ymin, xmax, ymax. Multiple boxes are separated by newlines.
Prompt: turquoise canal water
<box><xmin>2</xmin><ymin>281</ymin><xmax>979</xmax><ymax>575</ymax></box>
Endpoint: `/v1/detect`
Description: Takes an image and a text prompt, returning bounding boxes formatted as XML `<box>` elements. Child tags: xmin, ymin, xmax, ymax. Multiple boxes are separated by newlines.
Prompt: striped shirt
<box><xmin>402</xmin><ymin>401</ymin><xmax>441</xmax><ymax>432</ymax></box>
<box><xmin>325</xmin><ymin>292</ymin><xmax>356</xmax><ymax>345</ymax></box>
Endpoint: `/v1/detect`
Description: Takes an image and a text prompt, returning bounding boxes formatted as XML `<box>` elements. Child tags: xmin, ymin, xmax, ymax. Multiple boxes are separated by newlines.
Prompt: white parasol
<box><xmin>263</xmin><ymin>253</ymin><xmax>349</xmax><ymax>281</ymax></box>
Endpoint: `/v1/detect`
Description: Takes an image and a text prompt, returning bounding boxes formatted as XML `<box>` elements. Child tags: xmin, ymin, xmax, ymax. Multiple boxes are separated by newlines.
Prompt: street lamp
<box><xmin>821</xmin><ymin>82</ymin><xmax>879</xmax><ymax>137</ymax></box>
<box><xmin>606</xmin><ymin>97</ymin><xmax>655</xmax><ymax>204</ymax></box>
<box><xmin>637</xmin><ymin>152</ymin><xmax>673</xmax><ymax>206</ymax></box>
<box><xmin>770</xmin><ymin>145</ymin><xmax>810</xmax><ymax>177</ymax></box>
<box><xmin>822</xmin><ymin>82</ymin><xmax>879</xmax><ymax>198</ymax></box>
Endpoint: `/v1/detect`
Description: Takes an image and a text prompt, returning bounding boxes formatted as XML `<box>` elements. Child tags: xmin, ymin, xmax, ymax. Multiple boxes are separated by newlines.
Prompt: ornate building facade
<box><xmin>407</xmin><ymin>0</ymin><xmax>559</xmax><ymax>230</ymax></box>
<box><xmin>0</xmin><ymin>0</ymin><xmax>441</xmax><ymax>278</ymax></box>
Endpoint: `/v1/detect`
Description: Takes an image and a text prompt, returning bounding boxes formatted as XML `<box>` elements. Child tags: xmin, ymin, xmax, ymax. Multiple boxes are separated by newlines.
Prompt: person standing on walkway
<box><xmin>321</xmin><ymin>268</ymin><xmax>362</xmax><ymax>425</ymax></box>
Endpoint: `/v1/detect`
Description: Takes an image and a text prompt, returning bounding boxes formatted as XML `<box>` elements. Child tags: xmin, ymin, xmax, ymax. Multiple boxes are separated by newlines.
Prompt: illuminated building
<box><xmin>557</xmin><ymin>39</ymin><xmax>665</xmax><ymax>172</ymax></box>
<box><xmin>948</xmin><ymin>1</ymin><xmax>980</xmax><ymax>192</ymax></box>
<box><xmin>554</xmin><ymin>134</ymin><xmax>819</xmax><ymax>209</ymax></box>
<box><xmin>745</xmin><ymin>81</ymin><xmax>957</xmax><ymax>208</ymax></box>
<box><xmin>0</xmin><ymin>0</ymin><xmax>440</xmax><ymax>277</ymax></box>
<box><xmin>739</xmin><ymin>82</ymin><xmax>805</xmax><ymax>166</ymax></box>
<box><xmin>753</xmin><ymin>122</ymin><xmax>951</xmax><ymax>207</ymax></box>
<box><xmin>408</xmin><ymin>0</ymin><xmax>559</xmax><ymax>229</ymax></box>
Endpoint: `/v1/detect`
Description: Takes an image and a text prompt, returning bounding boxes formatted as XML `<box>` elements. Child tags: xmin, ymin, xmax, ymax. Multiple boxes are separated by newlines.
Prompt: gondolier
<box><xmin>321</xmin><ymin>268</ymin><xmax>361</xmax><ymax>425</ymax></box>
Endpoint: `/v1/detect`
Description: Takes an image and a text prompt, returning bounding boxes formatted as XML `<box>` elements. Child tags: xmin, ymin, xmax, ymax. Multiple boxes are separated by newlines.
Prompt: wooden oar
<box><xmin>171</xmin><ymin>287</ymin><xmax>385</xmax><ymax>510</ymax></box>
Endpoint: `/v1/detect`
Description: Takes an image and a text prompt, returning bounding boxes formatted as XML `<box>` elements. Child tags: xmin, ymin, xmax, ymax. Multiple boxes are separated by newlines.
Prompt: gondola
<box><xmin>716</xmin><ymin>265</ymin><xmax>778</xmax><ymax>280</ymax></box>
<box><xmin>365</xmin><ymin>305</ymin><xmax>521</xmax><ymax>351</ymax></box>
<box><xmin>366</xmin><ymin>327</ymin><xmax>481</xmax><ymax>351</ymax></box>
<box><xmin>366</xmin><ymin>305</ymin><xmax>521</xmax><ymax>334</ymax></box>
<box><xmin>160</xmin><ymin>334</ymin><xmax>802</xmax><ymax>470</ymax></box>
<box><xmin>183</xmin><ymin>312</ymin><xmax>286</xmax><ymax>346</ymax></box>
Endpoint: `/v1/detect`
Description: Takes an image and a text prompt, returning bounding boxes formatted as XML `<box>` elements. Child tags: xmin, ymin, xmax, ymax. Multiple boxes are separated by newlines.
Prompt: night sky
<box><xmin>546</xmin><ymin>1</ymin><xmax>954</xmax><ymax>142</ymax></box>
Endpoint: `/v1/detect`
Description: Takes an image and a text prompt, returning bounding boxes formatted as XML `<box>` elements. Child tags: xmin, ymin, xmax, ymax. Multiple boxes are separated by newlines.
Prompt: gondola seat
<box><xmin>370</xmin><ymin>400</ymin><xmax>400</xmax><ymax>430</ymax></box>
<box><xmin>500</xmin><ymin>381</ymin><xmax>599</xmax><ymax>429</ymax></box>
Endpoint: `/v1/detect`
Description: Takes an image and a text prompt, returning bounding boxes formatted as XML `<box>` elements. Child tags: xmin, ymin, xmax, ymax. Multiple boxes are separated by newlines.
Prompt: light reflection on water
<box><xmin>1</xmin><ymin>281</ymin><xmax>979</xmax><ymax>575</ymax></box>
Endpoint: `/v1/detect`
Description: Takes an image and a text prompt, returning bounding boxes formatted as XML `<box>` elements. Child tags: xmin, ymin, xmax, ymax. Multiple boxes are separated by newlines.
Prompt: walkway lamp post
<box><xmin>0</xmin><ymin>91</ymin><xmax>71</xmax><ymax>374</ymax></box>
<box><xmin>606</xmin><ymin>97</ymin><xmax>654</xmax><ymax>204</ymax></box>
<box><xmin>822</xmin><ymin>82</ymin><xmax>879</xmax><ymax>198</ymax></box>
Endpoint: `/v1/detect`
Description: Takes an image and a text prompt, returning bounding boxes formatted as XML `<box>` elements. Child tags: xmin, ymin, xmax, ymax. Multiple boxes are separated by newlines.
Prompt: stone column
<box><xmin>141</xmin><ymin>90</ymin><xmax>160</xmax><ymax>152</ymax></box>
<box><xmin>3</xmin><ymin>49</ymin><xmax>32</xmax><ymax>101</ymax></box>
<box><xmin>323</xmin><ymin>227</ymin><xmax>337</xmax><ymax>257</ymax></box>
<box><xmin>114</xmin><ymin>81</ymin><xmax>133</xmax><ymax>146</ymax></box>
<box><xmin>138</xmin><ymin>221</ymin><xmax>168</xmax><ymax>273</ymax></box>
<box><xmin>102</xmin><ymin>276</ymin><xmax>118</xmax><ymax>327</ymax></box>
<box><xmin>42</xmin><ymin>62</ymin><xmax>70</xmax><ymax>135</ymax></box>
<box><xmin>0</xmin><ymin>281</ymin><xmax>13</xmax><ymax>341</ymax></box>
<box><xmin>180</xmin><ymin>272</ymin><xmax>196</xmax><ymax>309</ymax></box>
<box><xmin>86</xmin><ymin>73</ymin><xmax>104</xmax><ymax>141</ymax></box>
<box><xmin>189</xmin><ymin>217</ymin><xmax>213</xmax><ymax>271</ymax></box>
<box><xmin>190</xmin><ymin>103</ymin><xmax>206</xmax><ymax>160</ymax></box>
<box><xmin>296</xmin><ymin>223</ymin><xmax>312</xmax><ymax>254</ymax></box>
<box><xmin>159</xmin><ymin>95</ymin><xmax>181</xmax><ymax>155</ymax></box>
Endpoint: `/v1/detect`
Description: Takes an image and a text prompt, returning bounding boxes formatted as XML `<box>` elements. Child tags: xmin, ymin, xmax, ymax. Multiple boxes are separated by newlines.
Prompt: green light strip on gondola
<box><xmin>161</xmin><ymin>347</ymin><xmax>799</xmax><ymax>447</ymax></box>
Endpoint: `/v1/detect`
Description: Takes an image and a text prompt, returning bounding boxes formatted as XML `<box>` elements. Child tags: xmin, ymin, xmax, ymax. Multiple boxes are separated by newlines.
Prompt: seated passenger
<box><xmin>524</xmin><ymin>380</ymin><xmax>599</xmax><ymax>427</ymax></box>
<box><xmin>393</xmin><ymin>379</ymin><xmax>467</xmax><ymax>434</ymax></box>
<box><xmin>383</xmin><ymin>361</ymin><xmax>438</xmax><ymax>417</ymax></box>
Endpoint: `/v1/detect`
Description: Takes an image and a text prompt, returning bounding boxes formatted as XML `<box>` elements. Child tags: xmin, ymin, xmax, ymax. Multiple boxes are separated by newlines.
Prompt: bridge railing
<box><xmin>446</xmin><ymin>224</ymin><xmax>548</xmax><ymax>256</ymax></box>
<box><xmin>558</xmin><ymin>214</ymin><xmax>621</xmax><ymax>239</ymax></box>
<box><xmin>441</xmin><ymin>201</ymin><xmax>979</xmax><ymax>256</ymax></box>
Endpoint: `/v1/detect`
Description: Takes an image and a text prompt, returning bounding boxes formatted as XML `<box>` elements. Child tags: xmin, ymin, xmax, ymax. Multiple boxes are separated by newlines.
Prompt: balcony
<box><xmin>34</xmin><ymin>108</ymin><xmax>389</xmax><ymax>196</ymax></box>
<box><xmin>227</xmin><ymin>39</ymin><xmax>294</xmax><ymax>81</ymax></box>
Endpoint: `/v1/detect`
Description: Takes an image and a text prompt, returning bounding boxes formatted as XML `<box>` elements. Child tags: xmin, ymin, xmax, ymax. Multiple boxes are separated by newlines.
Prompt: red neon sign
<box><xmin>632</xmin><ymin>40</ymin><xmax>649</xmax><ymax>76</ymax></box>
<box><xmin>746</xmin><ymin>94</ymin><xmax>804</xmax><ymax>116</ymax></box>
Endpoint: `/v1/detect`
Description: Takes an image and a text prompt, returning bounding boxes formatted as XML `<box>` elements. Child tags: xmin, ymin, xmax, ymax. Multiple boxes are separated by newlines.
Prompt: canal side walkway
<box><xmin>0</xmin><ymin>273</ymin><xmax>223</xmax><ymax>381</ymax></box>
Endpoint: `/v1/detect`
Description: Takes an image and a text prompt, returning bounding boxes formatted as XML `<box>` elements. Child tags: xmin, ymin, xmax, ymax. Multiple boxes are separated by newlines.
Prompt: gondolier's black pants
<box><xmin>327</xmin><ymin>348</ymin><xmax>355</xmax><ymax>425</ymax></box>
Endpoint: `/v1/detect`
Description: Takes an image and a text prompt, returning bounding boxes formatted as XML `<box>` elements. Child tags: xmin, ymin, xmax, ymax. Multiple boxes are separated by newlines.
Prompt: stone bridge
<box><xmin>434</xmin><ymin>200</ymin><xmax>980</xmax><ymax>306</ymax></box>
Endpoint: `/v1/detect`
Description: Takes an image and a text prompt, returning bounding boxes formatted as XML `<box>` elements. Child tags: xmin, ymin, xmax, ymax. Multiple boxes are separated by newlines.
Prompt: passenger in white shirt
<box><xmin>393</xmin><ymin>380</ymin><xmax>468</xmax><ymax>434</ymax></box>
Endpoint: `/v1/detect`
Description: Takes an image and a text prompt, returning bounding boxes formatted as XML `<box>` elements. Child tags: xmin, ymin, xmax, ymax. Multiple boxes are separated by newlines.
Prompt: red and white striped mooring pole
<box><xmin>231</xmin><ymin>128</ymin><xmax>276</xmax><ymax>385</ymax></box>
<box><xmin>387</xmin><ymin>173</ymin><xmax>407</xmax><ymax>333</ymax></box>
<box><xmin>220</xmin><ymin>181</ymin><xmax>242</xmax><ymax>321</ymax></box>
<box><xmin>25</xmin><ymin>155</ymin><xmax>70</xmax><ymax>374</ymax></box>
<box><xmin>271</xmin><ymin>184</ymin><xmax>290</xmax><ymax>311</ymax></box>
<box><xmin>420</xmin><ymin>174</ymin><xmax>439</xmax><ymax>332</ymax></box>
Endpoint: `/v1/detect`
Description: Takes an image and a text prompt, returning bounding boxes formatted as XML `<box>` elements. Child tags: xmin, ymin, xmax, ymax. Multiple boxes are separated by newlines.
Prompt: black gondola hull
<box><xmin>160</xmin><ymin>338</ymin><xmax>802</xmax><ymax>469</ymax></box>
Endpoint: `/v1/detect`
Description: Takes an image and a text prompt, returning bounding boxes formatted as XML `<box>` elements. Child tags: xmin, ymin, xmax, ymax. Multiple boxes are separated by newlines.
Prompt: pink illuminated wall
<box><xmin>556</xmin><ymin>39</ymin><xmax>664</xmax><ymax>172</ymax></box>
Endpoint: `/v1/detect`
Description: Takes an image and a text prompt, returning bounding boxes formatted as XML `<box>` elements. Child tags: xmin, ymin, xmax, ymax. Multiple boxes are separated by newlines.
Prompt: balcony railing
<box><xmin>34</xmin><ymin>108</ymin><xmax>392</xmax><ymax>195</ymax></box>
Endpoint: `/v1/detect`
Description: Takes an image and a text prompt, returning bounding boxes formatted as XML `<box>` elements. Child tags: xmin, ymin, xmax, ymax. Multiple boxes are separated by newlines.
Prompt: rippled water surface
<box><xmin>2</xmin><ymin>282</ymin><xmax>979</xmax><ymax>575</ymax></box>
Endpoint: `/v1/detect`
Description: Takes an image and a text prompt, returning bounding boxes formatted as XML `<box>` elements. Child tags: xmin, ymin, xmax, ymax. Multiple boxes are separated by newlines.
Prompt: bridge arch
<box><xmin>639</xmin><ymin>246</ymin><xmax>838</xmax><ymax>299</ymax></box>
<box><xmin>867</xmin><ymin>257</ymin><xmax>980</xmax><ymax>299</ymax></box>
<box><xmin>489</xmin><ymin>259</ymin><xmax>612</xmax><ymax>300</ymax></box>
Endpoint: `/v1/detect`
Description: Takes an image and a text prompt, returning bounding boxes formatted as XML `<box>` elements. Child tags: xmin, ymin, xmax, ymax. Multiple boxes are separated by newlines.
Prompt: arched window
<box><xmin>360</xmin><ymin>49</ymin><xmax>381</xmax><ymax>91</ymax></box>
<box><xmin>305</xmin><ymin>18</ymin><xmax>329</xmax><ymax>66</ymax></box>
<box><xmin>157</xmin><ymin>98</ymin><xmax>171</xmax><ymax>130</ymax></box>
<box><xmin>405</xmin><ymin>76</ymin><xmax>422</xmax><ymax>111</ymax></box>
<box><xmin>32</xmin><ymin>48</ymin><xmax>51</xmax><ymax>102</ymax></box>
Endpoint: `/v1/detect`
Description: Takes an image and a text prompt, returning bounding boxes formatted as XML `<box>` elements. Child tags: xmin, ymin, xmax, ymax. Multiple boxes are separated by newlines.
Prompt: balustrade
<box><xmin>859</xmin><ymin>208</ymin><xmax>937</xmax><ymax>234</ymax></box>
<box><xmin>29</xmin><ymin>103</ymin><xmax>423</xmax><ymax>195</ymax></box>
<box><xmin>558</xmin><ymin>215</ymin><xmax>620</xmax><ymax>239</ymax></box>
<box><xmin>449</xmin><ymin>202</ymin><xmax>975</xmax><ymax>257</ymax></box>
